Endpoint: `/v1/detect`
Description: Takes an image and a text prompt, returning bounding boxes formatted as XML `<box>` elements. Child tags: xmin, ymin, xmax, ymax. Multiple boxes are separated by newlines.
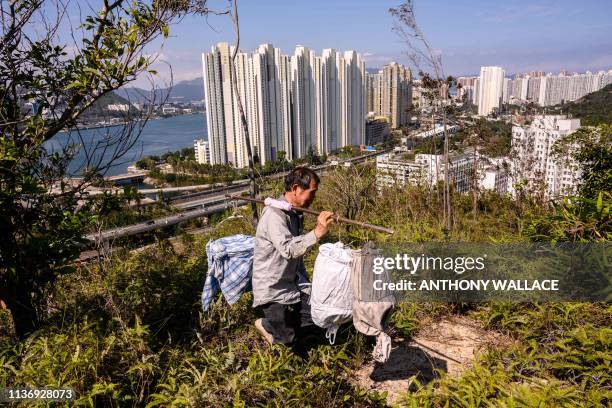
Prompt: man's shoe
<box><xmin>255</xmin><ymin>318</ymin><xmax>274</xmax><ymax>345</ymax></box>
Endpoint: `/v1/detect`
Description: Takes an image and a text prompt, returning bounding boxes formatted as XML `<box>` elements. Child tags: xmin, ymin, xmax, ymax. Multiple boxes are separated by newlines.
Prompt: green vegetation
<box><xmin>1</xmin><ymin>165</ymin><xmax>609</xmax><ymax>405</ymax></box>
<box><xmin>0</xmin><ymin>0</ymin><xmax>196</xmax><ymax>336</ymax></box>
<box><xmin>552</xmin><ymin>124</ymin><xmax>612</xmax><ymax>200</ymax></box>
<box><xmin>1</xmin><ymin>1</ymin><xmax>609</xmax><ymax>406</ymax></box>
<box><xmin>138</xmin><ymin>147</ymin><xmax>332</xmax><ymax>186</ymax></box>
<box><xmin>452</xmin><ymin>119</ymin><xmax>512</xmax><ymax>158</ymax></box>
<box><xmin>526</xmin><ymin>124</ymin><xmax>612</xmax><ymax>242</ymax></box>
<box><xmin>402</xmin><ymin>302</ymin><xmax>610</xmax><ymax>407</ymax></box>
<box><xmin>82</xmin><ymin>91</ymin><xmax>138</xmax><ymax>119</ymax></box>
<box><xmin>548</xmin><ymin>84</ymin><xmax>612</xmax><ymax>126</ymax></box>
<box><xmin>84</xmin><ymin>187</ymin><xmax>177</xmax><ymax>231</ymax></box>
<box><xmin>136</xmin><ymin>148</ymin><xmax>246</xmax><ymax>185</ymax></box>
<box><xmin>0</xmin><ymin>231</ymin><xmax>388</xmax><ymax>406</ymax></box>
<box><xmin>412</xmin><ymin>119</ymin><xmax>511</xmax><ymax>158</ymax></box>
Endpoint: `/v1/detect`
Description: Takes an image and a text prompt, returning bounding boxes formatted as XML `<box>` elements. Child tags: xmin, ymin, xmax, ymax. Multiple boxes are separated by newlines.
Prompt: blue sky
<box><xmin>131</xmin><ymin>0</ymin><xmax>612</xmax><ymax>87</ymax></box>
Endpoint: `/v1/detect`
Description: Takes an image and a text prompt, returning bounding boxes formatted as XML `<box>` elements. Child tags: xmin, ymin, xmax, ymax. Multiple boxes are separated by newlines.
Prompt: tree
<box><xmin>226</xmin><ymin>0</ymin><xmax>258</xmax><ymax>224</ymax></box>
<box><xmin>305</xmin><ymin>145</ymin><xmax>323</xmax><ymax>165</ymax></box>
<box><xmin>390</xmin><ymin>1</ymin><xmax>454</xmax><ymax>233</ymax></box>
<box><xmin>464</xmin><ymin>120</ymin><xmax>490</xmax><ymax>219</ymax></box>
<box><xmin>0</xmin><ymin>0</ymin><xmax>209</xmax><ymax>337</ymax></box>
<box><xmin>318</xmin><ymin>164</ymin><xmax>377</xmax><ymax>235</ymax></box>
<box><xmin>123</xmin><ymin>185</ymin><xmax>144</xmax><ymax>207</ymax></box>
<box><xmin>524</xmin><ymin>125</ymin><xmax>611</xmax><ymax>242</ymax></box>
<box><xmin>552</xmin><ymin>124</ymin><xmax>612</xmax><ymax>200</ymax></box>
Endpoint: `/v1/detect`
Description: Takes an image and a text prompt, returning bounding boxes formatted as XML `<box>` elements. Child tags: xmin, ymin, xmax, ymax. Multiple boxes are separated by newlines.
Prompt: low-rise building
<box><xmin>479</xmin><ymin>157</ymin><xmax>510</xmax><ymax>195</ymax></box>
<box><xmin>412</xmin><ymin>124</ymin><xmax>459</xmax><ymax>139</ymax></box>
<box><xmin>376</xmin><ymin>148</ymin><xmax>511</xmax><ymax>195</ymax></box>
<box><xmin>365</xmin><ymin>119</ymin><xmax>390</xmax><ymax>145</ymax></box>
<box><xmin>107</xmin><ymin>103</ymin><xmax>130</xmax><ymax>112</ymax></box>
<box><xmin>162</xmin><ymin>105</ymin><xmax>178</xmax><ymax>115</ymax></box>
<box><xmin>415</xmin><ymin>150</ymin><xmax>475</xmax><ymax>193</ymax></box>
<box><xmin>376</xmin><ymin>152</ymin><xmax>427</xmax><ymax>189</ymax></box>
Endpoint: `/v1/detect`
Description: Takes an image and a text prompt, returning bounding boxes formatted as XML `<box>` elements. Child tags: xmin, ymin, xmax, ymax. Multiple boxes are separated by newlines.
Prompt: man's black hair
<box><xmin>284</xmin><ymin>167</ymin><xmax>320</xmax><ymax>192</ymax></box>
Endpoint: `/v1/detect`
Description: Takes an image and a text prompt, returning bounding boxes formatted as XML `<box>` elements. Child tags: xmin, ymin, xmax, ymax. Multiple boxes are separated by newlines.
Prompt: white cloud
<box><xmin>361</xmin><ymin>52</ymin><xmax>396</xmax><ymax>65</ymax></box>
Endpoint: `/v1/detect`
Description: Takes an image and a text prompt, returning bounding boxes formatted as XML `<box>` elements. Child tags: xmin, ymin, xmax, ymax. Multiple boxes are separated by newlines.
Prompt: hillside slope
<box><xmin>117</xmin><ymin>77</ymin><xmax>204</xmax><ymax>104</ymax></box>
<box><xmin>549</xmin><ymin>83</ymin><xmax>612</xmax><ymax>125</ymax></box>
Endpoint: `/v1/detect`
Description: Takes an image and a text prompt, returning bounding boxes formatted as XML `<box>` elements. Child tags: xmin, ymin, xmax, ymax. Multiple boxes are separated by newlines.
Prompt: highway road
<box><xmin>85</xmin><ymin>199</ymin><xmax>249</xmax><ymax>243</ymax></box>
<box><xmin>165</xmin><ymin>148</ymin><xmax>387</xmax><ymax>206</ymax></box>
<box><xmin>83</xmin><ymin>149</ymin><xmax>389</xmax><ymax>244</ymax></box>
<box><xmin>170</xmin><ymin>183</ymin><xmax>249</xmax><ymax>209</ymax></box>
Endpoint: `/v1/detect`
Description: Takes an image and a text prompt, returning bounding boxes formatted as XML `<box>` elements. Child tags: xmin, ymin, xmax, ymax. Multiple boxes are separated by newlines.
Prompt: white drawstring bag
<box><xmin>310</xmin><ymin>242</ymin><xmax>354</xmax><ymax>344</ymax></box>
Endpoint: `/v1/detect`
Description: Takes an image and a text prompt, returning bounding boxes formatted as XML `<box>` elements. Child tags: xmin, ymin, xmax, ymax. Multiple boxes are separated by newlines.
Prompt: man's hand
<box><xmin>314</xmin><ymin>211</ymin><xmax>334</xmax><ymax>240</ymax></box>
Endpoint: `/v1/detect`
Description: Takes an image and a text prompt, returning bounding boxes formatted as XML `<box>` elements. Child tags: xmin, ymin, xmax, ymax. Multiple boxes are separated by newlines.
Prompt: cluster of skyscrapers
<box><xmin>503</xmin><ymin>70</ymin><xmax>612</xmax><ymax>106</ymax></box>
<box><xmin>201</xmin><ymin>42</ymin><xmax>366</xmax><ymax>167</ymax></box>
<box><xmin>457</xmin><ymin>67</ymin><xmax>612</xmax><ymax>115</ymax></box>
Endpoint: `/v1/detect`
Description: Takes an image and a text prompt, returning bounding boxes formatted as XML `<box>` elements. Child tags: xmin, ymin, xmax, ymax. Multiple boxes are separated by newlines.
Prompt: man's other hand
<box><xmin>314</xmin><ymin>211</ymin><xmax>334</xmax><ymax>240</ymax></box>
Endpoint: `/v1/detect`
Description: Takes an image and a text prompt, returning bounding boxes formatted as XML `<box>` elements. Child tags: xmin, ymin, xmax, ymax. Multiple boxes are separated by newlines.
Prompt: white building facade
<box><xmin>376</xmin><ymin>149</ymin><xmax>509</xmax><ymax>195</ymax></box>
<box><xmin>202</xmin><ymin>43</ymin><xmax>367</xmax><ymax>167</ymax></box>
<box><xmin>367</xmin><ymin>63</ymin><xmax>412</xmax><ymax>128</ymax></box>
<box><xmin>477</xmin><ymin>66</ymin><xmax>505</xmax><ymax>116</ymax></box>
<box><xmin>494</xmin><ymin>69</ymin><xmax>612</xmax><ymax>107</ymax></box>
<box><xmin>511</xmin><ymin>115</ymin><xmax>582</xmax><ymax>198</ymax></box>
<box><xmin>194</xmin><ymin>139</ymin><xmax>211</xmax><ymax>164</ymax></box>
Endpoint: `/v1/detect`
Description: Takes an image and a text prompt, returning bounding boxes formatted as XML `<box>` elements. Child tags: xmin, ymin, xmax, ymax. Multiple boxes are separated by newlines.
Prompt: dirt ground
<box><xmin>352</xmin><ymin>315</ymin><xmax>513</xmax><ymax>406</ymax></box>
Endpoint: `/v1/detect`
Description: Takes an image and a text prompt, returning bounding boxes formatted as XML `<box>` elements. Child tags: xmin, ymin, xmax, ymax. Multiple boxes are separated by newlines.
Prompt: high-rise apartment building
<box><xmin>366</xmin><ymin>62</ymin><xmax>412</xmax><ymax>128</ymax></box>
<box><xmin>320</xmin><ymin>49</ymin><xmax>342</xmax><ymax>154</ymax></box>
<box><xmin>456</xmin><ymin>76</ymin><xmax>477</xmax><ymax>103</ymax></box>
<box><xmin>340</xmin><ymin>50</ymin><xmax>366</xmax><ymax>147</ymax></box>
<box><xmin>252</xmin><ymin>44</ymin><xmax>291</xmax><ymax>163</ymax></box>
<box><xmin>366</xmin><ymin>72</ymin><xmax>381</xmax><ymax>114</ymax></box>
<box><xmin>477</xmin><ymin>66</ymin><xmax>505</xmax><ymax>116</ymax></box>
<box><xmin>500</xmin><ymin>69</ymin><xmax>612</xmax><ymax>106</ymax></box>
<box><xmin>202</xmin><ymin>43</ymin><xmax>229</xmax><ymax>166</ymax></box>
<box><xmin>291</xmin><ymin>45</ymin><xmax>317</xmax><ymax>159</ymax></box>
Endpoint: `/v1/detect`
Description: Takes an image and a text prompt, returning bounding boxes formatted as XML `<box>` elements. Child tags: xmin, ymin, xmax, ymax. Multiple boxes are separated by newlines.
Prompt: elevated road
<box><xmin>82</xmin><ymin>149</ymin><xmax>390</xmax><ymax>244</ymax></box>
<box><xmin>105</xmin><ymin>170</ymin><xmax>149</xmax><ymax>184</ymax></box>
<box><xmin>85</xmin><ymin>199</ymin><xmax>250</xmax><ymax>243</ymax></box>
<box><xmin>171</xmin><ymin>185</ymin><xmax>250</xmax><ymax>210</ymax></box>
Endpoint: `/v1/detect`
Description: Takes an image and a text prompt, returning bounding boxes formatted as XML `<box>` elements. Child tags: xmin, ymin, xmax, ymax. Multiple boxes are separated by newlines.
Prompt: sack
<box><xmin>351</xmin><ymin>241</ymin><xmax>395</xmax><ymax>363</ymax></box>
<box><xmin>310</xmin><ymin>242</ymin><xmax>354</xmax><ymax>344</ymax></box>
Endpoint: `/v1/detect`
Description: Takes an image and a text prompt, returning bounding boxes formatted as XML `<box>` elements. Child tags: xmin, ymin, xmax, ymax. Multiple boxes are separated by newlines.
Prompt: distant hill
<box><xmin>167</xmin><ymin>78</ymin><xmax>204</xmax><ymax>102</ymax></box>
<box><xmin>548</xmin><ymin>84</ymin><xmax>612</xmax><ymax>126</ymax></box>
<box><xmin>83</xmin><ymin>91</ymin><xmax>133</xmax><ymax>117</ymax></box>
<box><xmin>117</xmin><ymin>77</ymin><xmax>204</xmax><ymax>105</ymax></box>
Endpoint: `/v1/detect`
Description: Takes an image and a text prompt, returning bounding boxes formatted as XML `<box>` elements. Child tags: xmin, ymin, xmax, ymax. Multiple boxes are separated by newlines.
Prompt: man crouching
<box><xmin>252</xmin><ymin>167</ymin><xmax>334</xmax><ymax>351</ymax></box>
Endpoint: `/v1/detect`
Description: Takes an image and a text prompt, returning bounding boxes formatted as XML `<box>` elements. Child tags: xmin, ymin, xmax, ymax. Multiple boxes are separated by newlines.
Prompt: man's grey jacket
<box><xmin>251</xmin><ymin>195</ymin><xmax>318</xmax><ymax>308</ymax></box>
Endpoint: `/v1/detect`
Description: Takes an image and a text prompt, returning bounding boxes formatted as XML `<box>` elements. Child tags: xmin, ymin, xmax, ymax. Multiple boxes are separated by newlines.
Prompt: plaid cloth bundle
<box><xmin>201</xmin><ymin>234</ymin><xmax>255</xmax><ymax>311</ymax></box>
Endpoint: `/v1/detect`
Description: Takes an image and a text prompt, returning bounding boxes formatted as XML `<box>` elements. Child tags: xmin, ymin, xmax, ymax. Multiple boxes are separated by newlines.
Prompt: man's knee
<box><xmin>261</xmin><ymin>302</ymin><xmax>300</xmax><ymax>346</ymax></box>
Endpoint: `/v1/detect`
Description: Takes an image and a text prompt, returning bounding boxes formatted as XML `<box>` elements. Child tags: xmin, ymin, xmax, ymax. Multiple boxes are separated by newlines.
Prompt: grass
<box><xmin>1</xmin><ymin>173</ymin><xmax>609</xmax><ymax>406</ymax></box>
<box><xmin>0</xmin><ymin>232</ymin><xmax>389</xmax><ymax>407</ymax></box>
<box><xmin>399</xmin><ymin>302</ymin><xmax>611</xmax><ymax>407</ymax></box>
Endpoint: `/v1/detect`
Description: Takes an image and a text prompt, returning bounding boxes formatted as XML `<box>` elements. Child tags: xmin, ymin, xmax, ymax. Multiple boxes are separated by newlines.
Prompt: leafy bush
<box><xmin>1</xmin><ymin>230</ymin><xmax>390</xmax><ymax>407</ymax></box>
